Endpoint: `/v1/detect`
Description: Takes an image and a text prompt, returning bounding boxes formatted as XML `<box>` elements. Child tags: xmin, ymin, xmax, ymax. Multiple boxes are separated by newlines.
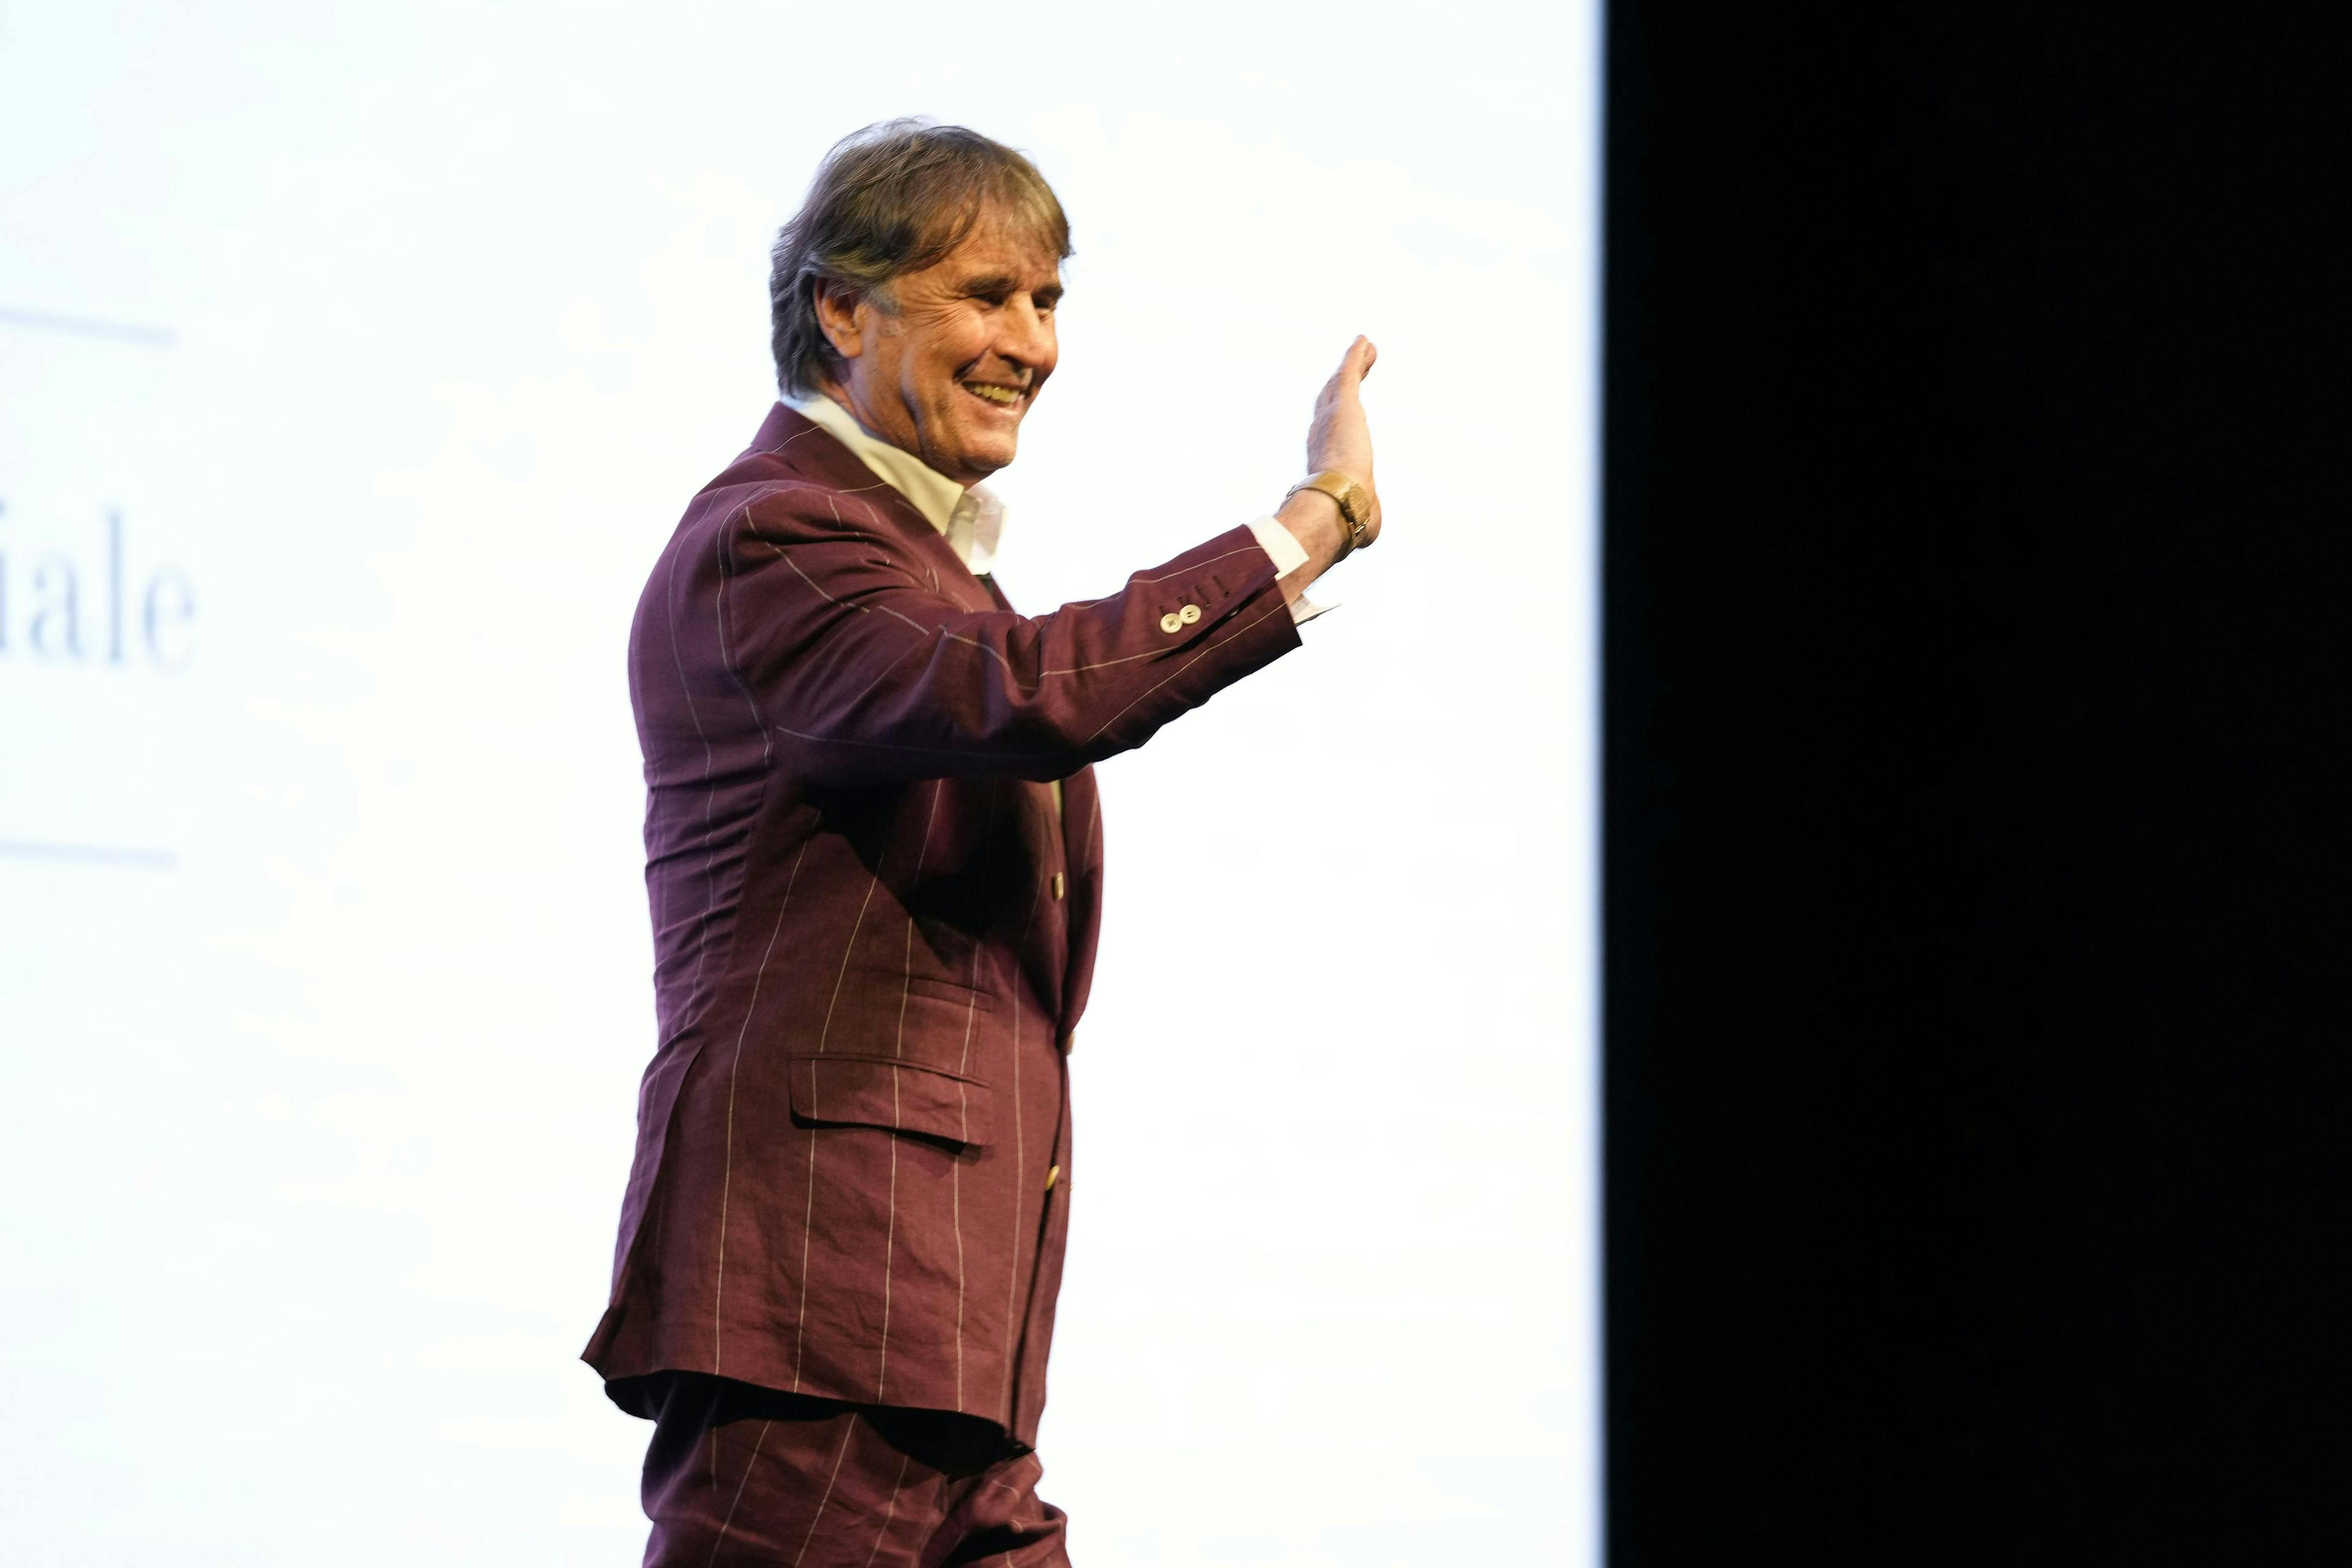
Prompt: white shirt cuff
<box><xmin>1247</xmin><ymin>514</ymin><xmax>1309</xmax><ymax>575</ymax></box>
<box><xmin>1245</xmin><ymin>514</ymin><xmax>1336</xmax><ymax>627</ymax></box>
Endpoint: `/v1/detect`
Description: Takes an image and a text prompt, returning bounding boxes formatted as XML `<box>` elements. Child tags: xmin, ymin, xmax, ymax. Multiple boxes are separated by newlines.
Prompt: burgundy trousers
<box><xmin>636</xmin><ymin>1373</ymin><xmax>1071</xmax><ymax>1567</ymax></box>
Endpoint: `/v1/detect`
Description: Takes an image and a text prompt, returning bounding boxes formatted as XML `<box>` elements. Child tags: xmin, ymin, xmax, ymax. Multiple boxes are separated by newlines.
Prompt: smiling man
<box><xmin>585</xmin><ymin>121</ymin><xmax>1381</xmax><ymax>1566</ymax></box>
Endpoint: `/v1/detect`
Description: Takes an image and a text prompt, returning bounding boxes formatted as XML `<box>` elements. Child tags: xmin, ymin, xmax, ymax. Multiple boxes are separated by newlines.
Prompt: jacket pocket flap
<box><xmin>786</xmin><ymin>1054</ymin><xmax>993</xmax><ymax>1148</ymax></box>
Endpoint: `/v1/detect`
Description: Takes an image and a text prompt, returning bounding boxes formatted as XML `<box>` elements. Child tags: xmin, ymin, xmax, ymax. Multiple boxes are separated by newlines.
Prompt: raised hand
<box><xmin>1305</xmin><ymin>335</ymin><xmax>1382</xmax><ymax>548</ymax></box>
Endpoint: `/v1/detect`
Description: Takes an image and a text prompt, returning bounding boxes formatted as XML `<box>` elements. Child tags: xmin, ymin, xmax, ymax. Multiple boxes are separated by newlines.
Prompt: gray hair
<box><xmin>769</xmin><ymin>119</ymin><xmax>1073</xmax><ymax>397</ymax></box>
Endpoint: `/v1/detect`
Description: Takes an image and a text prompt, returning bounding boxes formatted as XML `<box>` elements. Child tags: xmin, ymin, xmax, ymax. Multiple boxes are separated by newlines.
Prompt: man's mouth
<box><xmin>960</xmin><ymin>380</ymin><xmax>1028</xmax><ymax>410</ymax></box>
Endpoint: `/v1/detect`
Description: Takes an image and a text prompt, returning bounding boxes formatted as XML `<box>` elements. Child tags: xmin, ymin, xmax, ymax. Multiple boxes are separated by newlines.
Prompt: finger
<box><xmin>1333</xmin><ymin>336</ymin><xmax>1365</xmax><ymax>383</ymax></box>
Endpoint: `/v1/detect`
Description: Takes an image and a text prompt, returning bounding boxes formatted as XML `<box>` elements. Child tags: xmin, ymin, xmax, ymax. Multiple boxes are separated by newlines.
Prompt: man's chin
<box><xmin>946</xmin><ymin>434</ymin><xmax>1020</xmax><ymax>483</ymax></box>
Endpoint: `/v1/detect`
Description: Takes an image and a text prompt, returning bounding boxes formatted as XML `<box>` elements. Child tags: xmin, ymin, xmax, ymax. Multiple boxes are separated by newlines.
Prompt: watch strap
<box><xmin>1286</xmin><ymin>470</ymin><xmax>1373</xmax><ymax>556</ymax></box>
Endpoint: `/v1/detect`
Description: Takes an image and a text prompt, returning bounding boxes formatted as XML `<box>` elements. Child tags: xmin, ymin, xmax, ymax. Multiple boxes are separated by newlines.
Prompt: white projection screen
<box><xmin>0</xmin><ymin>4</ymin><xmax>1597</xmax><ymax>1561</ymax></box>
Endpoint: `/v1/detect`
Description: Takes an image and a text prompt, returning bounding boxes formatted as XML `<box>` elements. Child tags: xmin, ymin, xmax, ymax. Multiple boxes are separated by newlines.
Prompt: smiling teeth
<box><xmin>966</xmin><ymin>384</ymin><xmax>1021</xmax><ymax>404</ymax></box>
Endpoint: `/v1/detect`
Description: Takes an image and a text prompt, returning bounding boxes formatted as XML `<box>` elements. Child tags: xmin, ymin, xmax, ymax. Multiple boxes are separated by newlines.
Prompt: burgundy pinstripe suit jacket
<box><xmin>584</xmin><ymin>404</ymin><xmax>1301</xmax><ymax>1444</ymax></box>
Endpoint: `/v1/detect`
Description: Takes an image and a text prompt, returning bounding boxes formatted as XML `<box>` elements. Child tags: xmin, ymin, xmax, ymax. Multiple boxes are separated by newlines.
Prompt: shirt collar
<box><xmin>786</xmin><ymin>390</ymin><xmax>1004</xmax><ymax>575</ymax></box>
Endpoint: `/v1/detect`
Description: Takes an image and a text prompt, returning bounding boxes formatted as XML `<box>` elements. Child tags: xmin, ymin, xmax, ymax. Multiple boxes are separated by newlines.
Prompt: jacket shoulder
<box><xmin>682</xmin><ymin>444</ymin><xmax>905</xmax><ymax>554</ymax></box>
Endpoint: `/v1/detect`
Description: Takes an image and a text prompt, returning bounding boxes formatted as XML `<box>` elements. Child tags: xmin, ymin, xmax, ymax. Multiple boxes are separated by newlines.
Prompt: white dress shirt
<box><xmin>785</xmin><ymin>391</ymin><xmax>1330</xmax><ymax>624</ymax></box>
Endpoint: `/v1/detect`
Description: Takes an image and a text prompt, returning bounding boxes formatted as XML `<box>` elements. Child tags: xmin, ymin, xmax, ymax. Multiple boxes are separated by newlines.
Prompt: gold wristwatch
<box><xmin>1286</xmin><ymin>470</ymin><xmax>1374</xmax><ymax>556</ymax></box>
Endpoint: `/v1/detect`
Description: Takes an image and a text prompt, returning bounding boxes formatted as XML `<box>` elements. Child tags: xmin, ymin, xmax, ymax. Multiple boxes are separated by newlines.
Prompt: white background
<box><xmin>0</xmin><ymin>2</ymin><xmax>1597</xmax><ymax>1561</ymax></box>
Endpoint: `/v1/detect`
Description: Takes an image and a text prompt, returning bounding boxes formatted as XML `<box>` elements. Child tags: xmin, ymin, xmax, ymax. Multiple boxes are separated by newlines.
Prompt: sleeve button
<box><xmin>1159</xmin><ymin>611</ymin><xmax>1183</xmax><ymax>634</ymax></box>
<box><xmin>1178</xmin><ymin>603</ymin><xmax>1202</xmax><ymax>625</ymax></box>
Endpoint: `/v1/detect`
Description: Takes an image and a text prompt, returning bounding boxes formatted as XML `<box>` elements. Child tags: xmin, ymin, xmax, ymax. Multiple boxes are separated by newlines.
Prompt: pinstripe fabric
<box><xmin>587</xmin><ymin>404</ymin><xmax>1300</xmax><ymax>1446</ymax></box>
<box><xmin>638</xmin><ymin>1374</ymin><xmax>1069</xmax><ymax>1567</ymax></box>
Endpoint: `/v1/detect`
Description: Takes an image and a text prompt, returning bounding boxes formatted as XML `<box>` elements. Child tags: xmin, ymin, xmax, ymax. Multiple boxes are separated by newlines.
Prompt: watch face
<box><xmin>1335</xmin><ymin>481</ymin><xmax>1368</xmax><ymax>533</ymax></box>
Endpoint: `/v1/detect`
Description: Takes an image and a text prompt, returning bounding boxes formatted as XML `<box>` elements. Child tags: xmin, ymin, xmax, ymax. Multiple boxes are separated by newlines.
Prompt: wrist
<box><xmin>1286</xmin><ymin>470</ymin><xmax>1374</xmax><ymax>557</ymax></box>
<box><xmin>1276</xmin><ymin>486</ymin><xmax>1347</xmax><ymax>565</ymax></box>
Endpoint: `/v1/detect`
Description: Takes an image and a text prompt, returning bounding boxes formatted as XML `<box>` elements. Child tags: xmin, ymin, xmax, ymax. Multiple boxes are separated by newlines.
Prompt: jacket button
<box><xmin>1051</xmin><ymin>872</ymin><xmax>1066</xmax><ymax>900</ymax></box>
<box><xmin>1178</xmin><ymin>603</ymin><xmax>1202</xmax><ymax>625</ymax></box>
<box><xmin>1046</xmin><ymin>1164</ymin><xmax>1061</xmax><ymax>1191</ymax></box>
<box><xmin>1159</xmin><ymin>611</ymin><xmax>1183</xmax><ymax>634</ymax></box>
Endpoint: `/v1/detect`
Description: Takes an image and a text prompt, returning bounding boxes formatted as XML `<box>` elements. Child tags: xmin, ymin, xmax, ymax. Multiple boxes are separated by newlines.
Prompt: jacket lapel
<box><xmin>760</xmin><ymin>404</ymin><xmax>995</xmax><ymax>614</ymax></box>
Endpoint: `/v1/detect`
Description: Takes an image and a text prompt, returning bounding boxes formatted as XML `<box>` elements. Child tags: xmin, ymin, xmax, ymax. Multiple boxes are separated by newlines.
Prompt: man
<box><xmin>585</xmin><ymin>119</ymin><xmax>1381</xmax><ymax>1566</ymax></box>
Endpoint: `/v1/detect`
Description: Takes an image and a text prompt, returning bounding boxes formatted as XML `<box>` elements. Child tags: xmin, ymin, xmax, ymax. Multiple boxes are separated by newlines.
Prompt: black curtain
<box><xmin>1604</xmin><ymin>5</ymin><xmax>2348</xmax><ymax>1559</ymax></box>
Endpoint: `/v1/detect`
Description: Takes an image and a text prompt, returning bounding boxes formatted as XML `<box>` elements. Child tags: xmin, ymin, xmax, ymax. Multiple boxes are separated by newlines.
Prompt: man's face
<box><xmin>818</xmin><ymin>206</ymin><xmax>1063</xmax><ymax>488</ymax></box>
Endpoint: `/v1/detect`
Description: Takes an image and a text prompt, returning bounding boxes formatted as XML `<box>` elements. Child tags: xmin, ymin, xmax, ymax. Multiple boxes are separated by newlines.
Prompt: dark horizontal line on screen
<box><xmin>0</xmin><ymin>306</ymin><xmax>178</xmax><ymax>348</ymax></box>
<box><xmin>0</xmin><ymin>839</ymin><xmax>178</xmax><ymax>870</ymax></box>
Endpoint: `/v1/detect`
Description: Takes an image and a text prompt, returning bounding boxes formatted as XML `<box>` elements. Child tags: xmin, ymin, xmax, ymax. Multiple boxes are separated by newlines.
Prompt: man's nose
<box><xmin>997</xmin><ymin>298</ymin><xmax>1056</xmax><ymax>373</ymax></box>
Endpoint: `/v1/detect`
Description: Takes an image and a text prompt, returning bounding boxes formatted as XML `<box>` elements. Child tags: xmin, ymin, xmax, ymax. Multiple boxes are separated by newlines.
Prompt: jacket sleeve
<box><xmin>705</xmin><ymin>488</ymin><xmax>1304</xmax><ymax>786</ymax></box>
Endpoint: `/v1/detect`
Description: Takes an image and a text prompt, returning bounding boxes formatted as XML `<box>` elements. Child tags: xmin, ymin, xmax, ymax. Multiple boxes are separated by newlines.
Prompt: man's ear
<box><xmin>812</xmin><ymin>281</ymin><xmax>868</xmax><ymax>362</ymax></box>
